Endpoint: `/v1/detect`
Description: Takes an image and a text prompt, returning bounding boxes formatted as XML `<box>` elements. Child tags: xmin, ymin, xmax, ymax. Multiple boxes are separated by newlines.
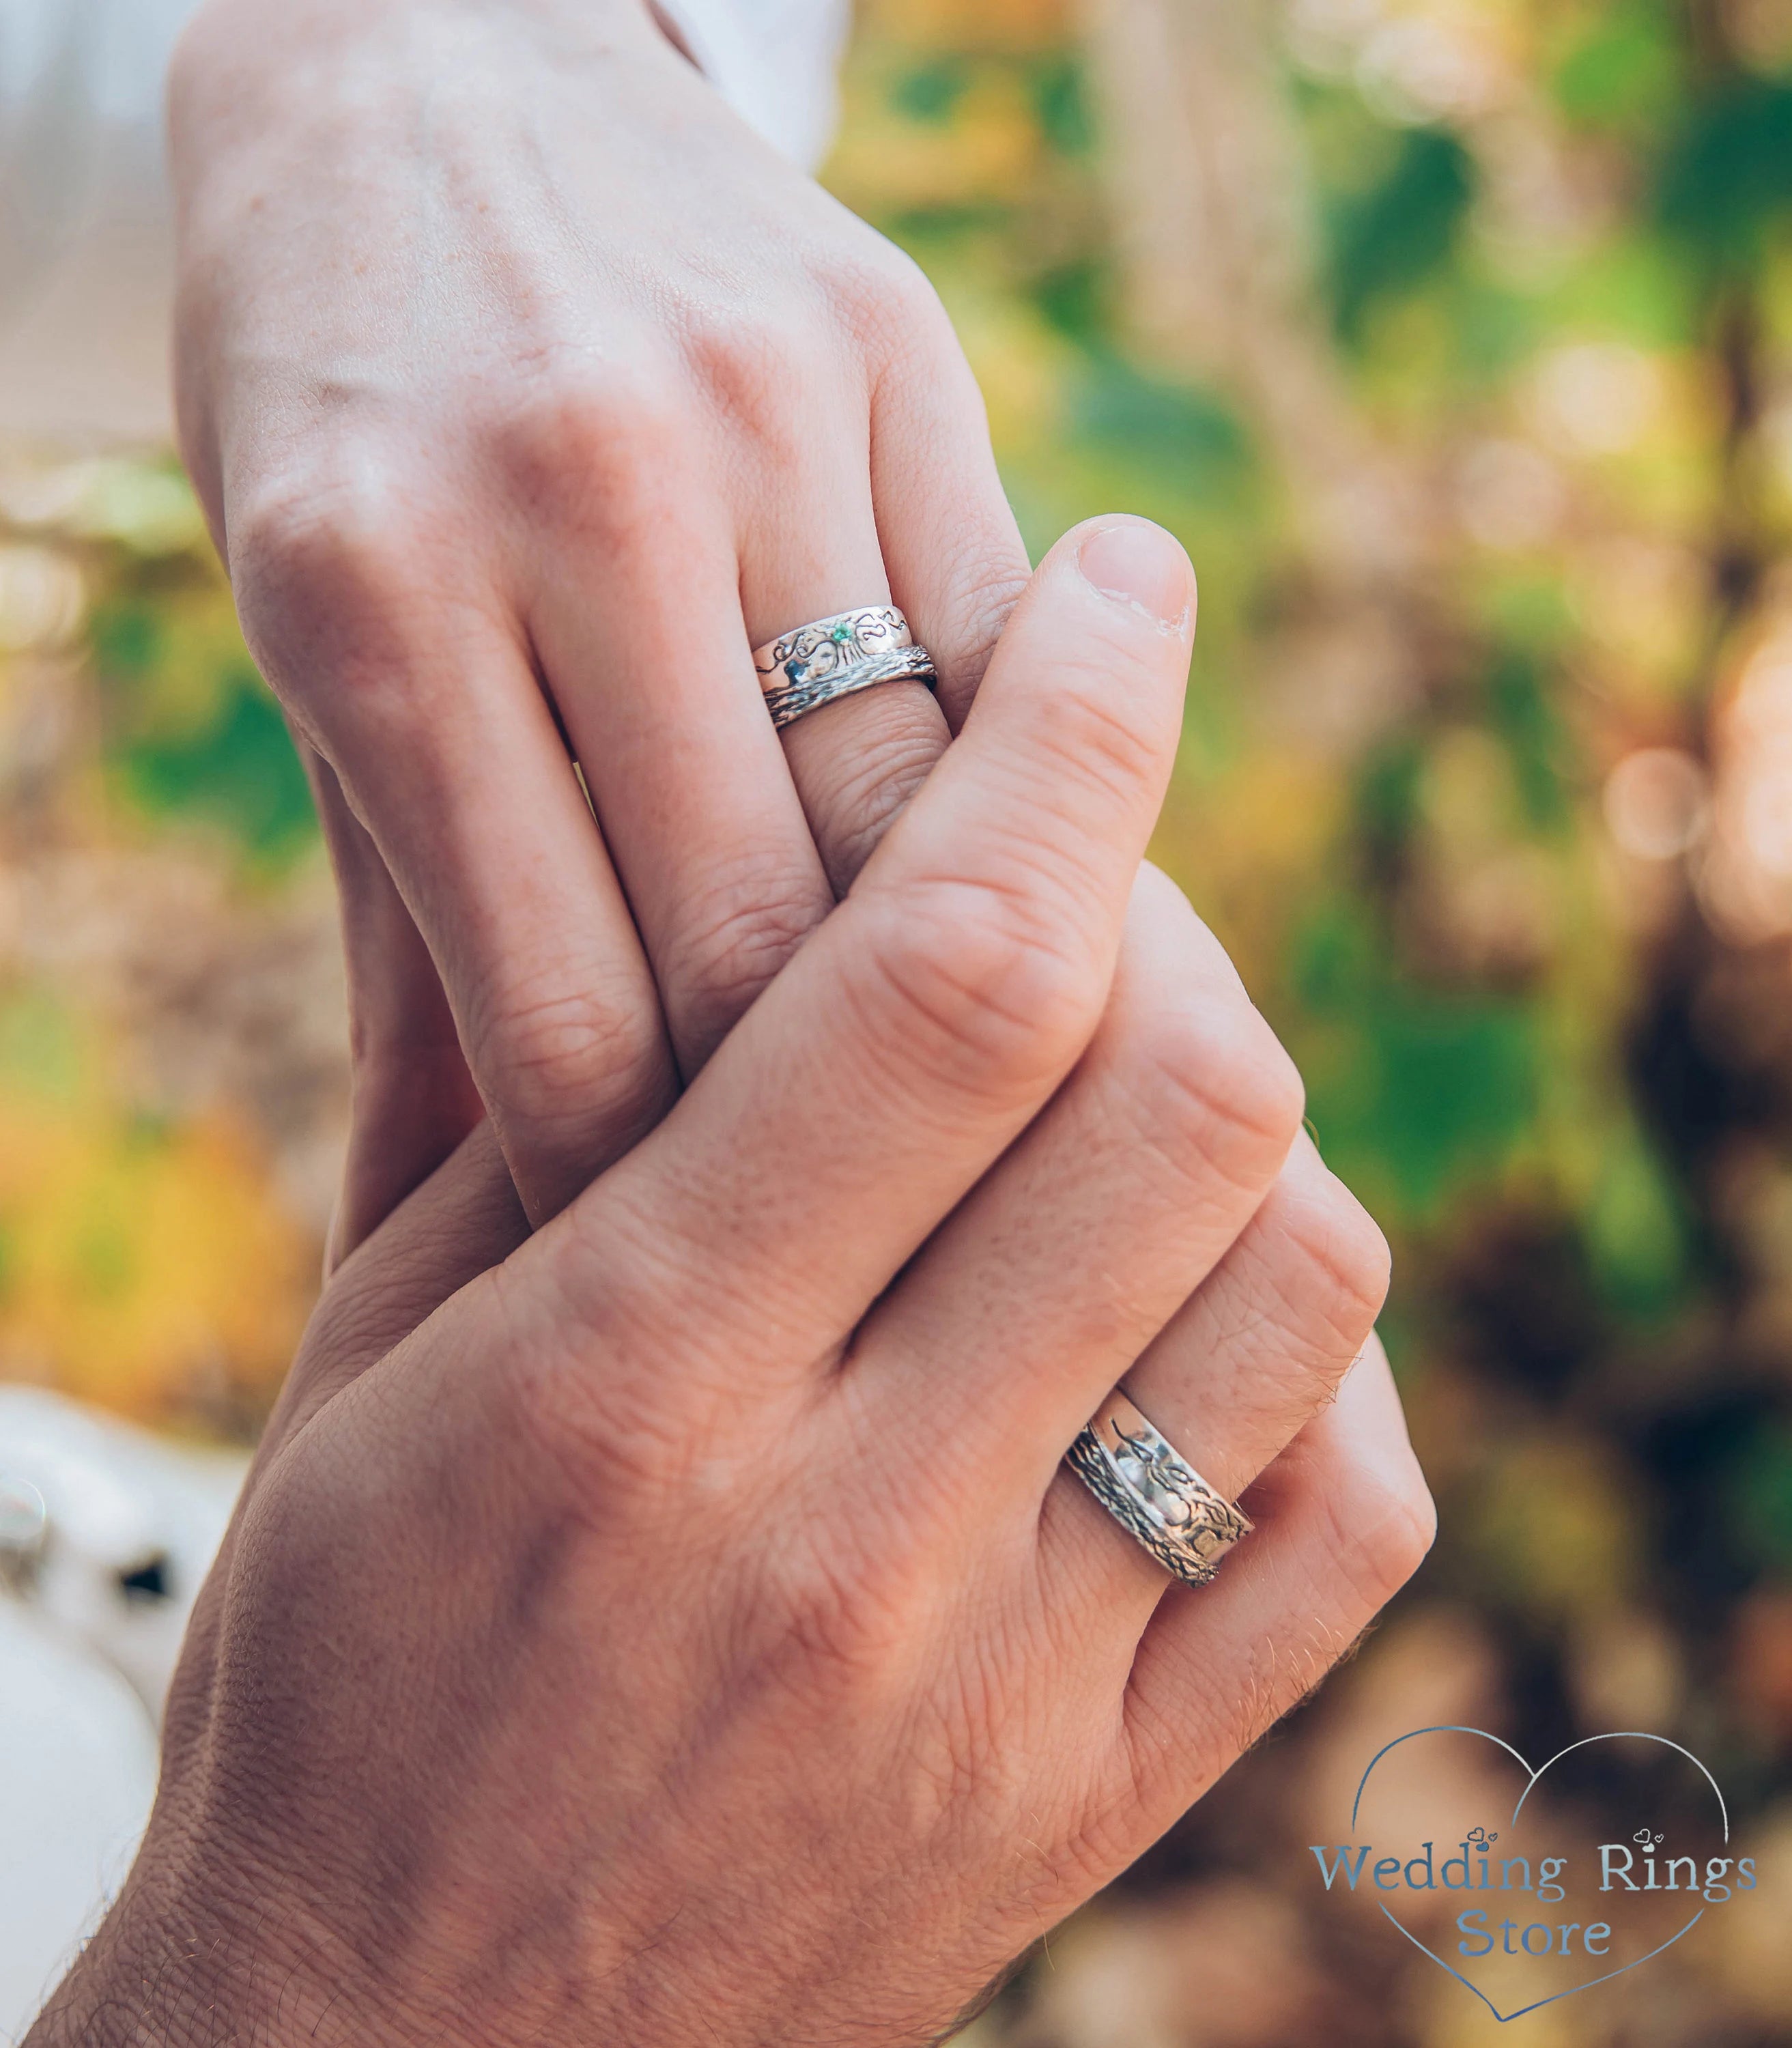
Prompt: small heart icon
<box><xmin>1347</xmin><ymin>1726</ymin><xmax>1730</xmax><ymax>2024</ymax></box>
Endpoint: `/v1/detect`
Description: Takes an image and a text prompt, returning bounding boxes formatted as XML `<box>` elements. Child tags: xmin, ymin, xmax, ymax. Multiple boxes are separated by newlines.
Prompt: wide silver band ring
<box><xmin>752</xmin><ymin>606</ymin><xmax>938</xmax><ymax>731</ymax></box>
<box><xmin>1066</xmin><ymin>1387</ymin><xmax>1252</xmax><ymax>1587</ymax></box>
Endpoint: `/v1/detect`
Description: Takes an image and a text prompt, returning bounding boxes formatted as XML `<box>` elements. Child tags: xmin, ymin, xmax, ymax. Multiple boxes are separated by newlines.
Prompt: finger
<box><xmin>1037</xmin><ymin>1131</ymin><xmax>1391</xmax><ymax>1615</ymax></box>
<box><xmin>857</xmin><ymin>865</ymin><xmax>1303</xmax><ymax>1509</ymax></box>
<box><xmin>752</xmin><ymin>270</ymin><xmax>1034</xmax><ymax>899</ymax></box>
<box><xmin>304</xmin><ymin>748</ymin><xmax>488</xmax><ymax>1270</ymax></box>
<box><xmin>868</xmin><ymin>261</ymin><xmax>1034</xmax><ymax>732</ymax></box>
<box><xmin>776</xmin><ymin>670</ymin><xmax>948</xmax><ymax>896</ymax></box>
<box><xmin>233</xmin><ymin>493</ymin><xmax>677</xmax><ymax>1225</ymax></box>
<box><xmin>526</xmin><ymin>421</ymin><xmax>834</xmax><ymax>1079</ymax></box>
<box><xmin>532</xmin><ymin>517</ymin><xmax>1197</xmax><ymax>1400</ymax></box>
<box><xmin>739</xmin><ymin>429</ymin><xmax>950</xmax><ymax>898</ymax></box>
<box><xmin>1128</xmin><ymin>1136</ymin><xmax>1391</xmax><ymax>1488</ymax></box>
<box><xmin>1105</xmin><ymin>1341</ymin><xmax>1433</xmax><ymax>1845</ymax></box>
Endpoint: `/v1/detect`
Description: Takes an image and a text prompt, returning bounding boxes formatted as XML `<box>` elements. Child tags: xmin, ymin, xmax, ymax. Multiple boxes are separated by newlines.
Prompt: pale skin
<box><xmin>29</xmin><ymin>527</ymin><xmax>1432</xmax><ymax>2048</ymax></box>
<box><xmin>167</xmin><ymin>0</ymin><xmax>1034</xmax><ymax>1249</ymax></box>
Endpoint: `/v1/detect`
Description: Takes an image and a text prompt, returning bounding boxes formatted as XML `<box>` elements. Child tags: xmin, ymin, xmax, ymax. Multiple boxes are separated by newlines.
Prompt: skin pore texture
<box><xmin>28</xmin><ymin>526</ymin><xmax>1432</xmax><ymax>2048</ymax></box>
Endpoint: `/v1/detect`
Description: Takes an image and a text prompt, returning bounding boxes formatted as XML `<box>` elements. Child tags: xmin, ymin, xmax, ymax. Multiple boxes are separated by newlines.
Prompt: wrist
<box><xmin>25</xmin><ymin>1847</ymin><xmax>390</xmax><ymax>2048</ymax></box>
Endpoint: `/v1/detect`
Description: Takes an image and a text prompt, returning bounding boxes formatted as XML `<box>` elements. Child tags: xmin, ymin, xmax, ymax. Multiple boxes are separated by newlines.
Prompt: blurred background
<box><xmin>5</xmin><ymin>0</ymin><xmax>1792</xmax><ymax>2040</ymax></box>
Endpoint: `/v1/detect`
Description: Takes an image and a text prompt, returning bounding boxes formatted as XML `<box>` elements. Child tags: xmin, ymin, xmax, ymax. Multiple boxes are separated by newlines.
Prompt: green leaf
<box><xmin>1658</xmin><ymin>78</ymin><xmax>1792</xmax><ymax>267</ymax></box>
<box><xmin>1290</xmin><ymin>900</ymin><xmax>1539</xmax><ymax>1222</ymax></box>
<box><xmin>115</xmin><ymin>663</ymin><xmax>317</xmax><ymax>868</ymax></box>
<box><xmin>0</xmin><ymin>990</ymin><xmax>84</xmax><ymax>1103</ymax></box>
<box><xmin>892</xmin><ymin>58</ymin><xmax>968</xmax><ymax>125</ymax></box>
<box><xmin>1732</xmin><ymin>1424</ymin><xmax>1792</xmax><ymax>1571</ymax></box>
<box><xmin>1553</xmin><ymin>5</ymin><xmax>1680</xmax><ymax>137</ymax></box>
<box><xmin>1582</xmin><ymin>1120</ymin><xmax>1689</xmax><ymax>1318</ymax></box>
<box><xmin>1030</xmin><ymin>55</ymin><xmax>1092</xmax><ymax>158</ymax></box>
<box><xmin>1324</xmin><ymin>127</ymin><xmax>1475</xmax><ymax>343</ymax></box>
<box><xmin>1485</xmin><ymin>650</ymin><xmax>1571</xmax><ymax>832</ymax></box>
<box><xmin>1068</xmin><ymin>357</ymin><xmax>1253</xmax><ymax>494</ymax></box>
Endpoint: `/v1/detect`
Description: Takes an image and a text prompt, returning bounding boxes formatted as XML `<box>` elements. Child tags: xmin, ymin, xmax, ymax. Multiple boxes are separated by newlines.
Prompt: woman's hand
<box><xmin>169</xmin><ymin>0</ymin><xmax>1028</xmax><ymax>1246</ymax></box>
<box><xmin>30</xmin><ymin>526</ymin><xmax>1430</xmax><ymax>2048</ymax></box>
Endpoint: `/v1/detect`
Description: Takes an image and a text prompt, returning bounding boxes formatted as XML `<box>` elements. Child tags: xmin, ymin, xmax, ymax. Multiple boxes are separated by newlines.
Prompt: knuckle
<box><xmin>1324</xmin><ymin>1449</ymin><xmax>1437</xmax><ymax>1615</ymax></box>
<box><xmin>930</xmin><ymin>553</ymin><xmax>1029</xmax><ymax>700</ymax></box>
<box><xmin>474</xmin><ymin>966</ymin><xmax>667</xmax><ymax>1140</ymax></box>
<box><xmin>774</xmin><ymin>1531</ymin><xmax>936</xmax><ymax>1685</ymax></box>
<box><xmin>758</xmin><ymin>1473</ymin><xmax>963</xmax><ymax>1709</ymax></box>
<box><xmin>1127</xmin><ymin>993</ymin><xmax>1307</xmax><ymax>1196</ymax></box>
<box><xmin>844</xmin><ymin>243</ymin><xmax>952</xmax><ymax>360</ymax></box>
<box><xmin>520</xmin><ymin>1357</ymin><xmax>724</xmax><ymax>1515</ymax></box>
<box><xmin>849</xmin><ymin>879</ymin><xmax>1105</xmax><ymax>1115</ymax></box>
<box><xmin>1279</xmin><ymin>1173</ymin><xmax>1393</xmax><ymax>1354</ymax></box>
<box><xmin>493</xmin><ymin>360</ymin><xmax>694</xmax><ymax>532</ymax></box>
<box><xmin>500</xmin><ymin>1238</ymin><xmax>754</xmax><ymax>1509</ymax></box>
<box><xmin>861</xmin><ymin>237</ymin><xmax>939</xmax><ymax>309</ymax></box>
<box><xmin>679</xmin><ymin>300</ymin><xmax>844</xmax><ymax>448</ymax></box>
<box><xmin>800</xmin><ymin>689</ymin><xmax>946</xmax><ymax>887</ymax></box>
<box><xmin>659</xmin><ymin>852</ymin><xmax>829</xmax><ymax>1040</ymax></box>
<box><xmin>229</xmin><ymin>444</ymin><xmax>434</xmax><ymax>676</ymax></box>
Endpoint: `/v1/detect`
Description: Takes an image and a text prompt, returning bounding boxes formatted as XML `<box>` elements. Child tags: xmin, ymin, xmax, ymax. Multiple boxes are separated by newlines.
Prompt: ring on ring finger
<box><xmin>1066</xmin><ymin>1385</ymin><xmax>1253</xmax><ymax>1588</ymax></box>
<box><xmin>752</xmin><ymin>606</ymin><xmax>937</xmax><ymax>730</ymax></box>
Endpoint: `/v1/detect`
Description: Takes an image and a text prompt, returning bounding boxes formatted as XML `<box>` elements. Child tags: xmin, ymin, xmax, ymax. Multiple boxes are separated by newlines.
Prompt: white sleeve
<box><xmin>0</xmin><ymin>0</ymin><xmax>199</xmax><ymax>444</ymax></box>
<box><xmin>655</xmin><ymin>0</ymin><xmax>851</xmax><ymax>173</ymax></box>
<box><xmin>0</xmin><ymin>0</ymin><xmax>853</xmax><ymax>449</ymax></box>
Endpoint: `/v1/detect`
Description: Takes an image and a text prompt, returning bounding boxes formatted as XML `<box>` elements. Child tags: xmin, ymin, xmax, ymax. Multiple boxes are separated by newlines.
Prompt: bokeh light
<box><xmin>6</xmin><ymin>0</ymin><xmax>1792</xmax><ymax>2040</ymax></box>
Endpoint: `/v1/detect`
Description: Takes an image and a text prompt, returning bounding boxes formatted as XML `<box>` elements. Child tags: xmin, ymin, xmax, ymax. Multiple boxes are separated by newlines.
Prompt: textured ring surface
<box><xmin>752</xmin><ymin>606</ymin><xmax>938</xmax><ymax>730</ymax></box>
<box><xmin>1066</xmin><ymin>1387</ymin><xmax>1253</xmax><ymax>1587</ymax></box>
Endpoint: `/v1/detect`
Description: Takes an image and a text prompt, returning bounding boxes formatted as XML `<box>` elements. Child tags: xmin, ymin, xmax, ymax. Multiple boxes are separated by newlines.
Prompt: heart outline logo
<box><xmin>1350</xmin><ymin>1725</ymin><xmax>1730</xmax><ymax>2025</ymax></box>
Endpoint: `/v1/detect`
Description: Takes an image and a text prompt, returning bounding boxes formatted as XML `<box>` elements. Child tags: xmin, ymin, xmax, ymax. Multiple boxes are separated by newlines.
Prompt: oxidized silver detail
<box><xmin>752</xmin><ymin>606</ymin><xmax>937</xmax><ymax>730</ymax></box>
<box><xmin>1066</xmin><ymin>1388</ymin><xmax>1251</xmax><ymax>1587</ymax></box>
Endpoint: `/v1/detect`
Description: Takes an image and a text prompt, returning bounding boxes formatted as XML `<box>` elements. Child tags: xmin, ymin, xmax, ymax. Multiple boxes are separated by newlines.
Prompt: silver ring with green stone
<box><xmin>752</xmin><ymin>606</ymin><xmax>937</xmax><ymax>731</ymax></box>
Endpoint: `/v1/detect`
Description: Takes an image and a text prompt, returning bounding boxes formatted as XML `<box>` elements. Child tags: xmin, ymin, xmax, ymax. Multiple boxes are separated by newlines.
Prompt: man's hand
<box><xmin>168</xmin><ymin>0</ymin><xmax>1029</xmax><ymax>1247</ymax></box>
<box><xmin>30</xmin><ymin>524</ymin><xmax>1430</xmax><ymax>2048</ymax></box>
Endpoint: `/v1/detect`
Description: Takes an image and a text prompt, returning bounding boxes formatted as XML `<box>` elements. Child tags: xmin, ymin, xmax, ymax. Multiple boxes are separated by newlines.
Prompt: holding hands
<box><xmin>24</xmin><ymin>10</ymin><xmax>1436</xmax><ymax>2033</ymax></box>
<box><xmin>32</xmin><ymin>526</ymin><xmax>1430</xmax><ymax>2048</ymax></box>
<box><xmin>169</xmin><ymin>0</ymin><xmax>1027</xmax><ymax>1244</ymax></box>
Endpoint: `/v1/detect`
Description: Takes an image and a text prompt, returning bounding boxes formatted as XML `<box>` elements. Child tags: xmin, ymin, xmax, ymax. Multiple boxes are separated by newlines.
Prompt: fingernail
<box><xmin>1077</xmin><ymin>520</ymin><xmax>1192</xmax><ymax>633</ymax></box>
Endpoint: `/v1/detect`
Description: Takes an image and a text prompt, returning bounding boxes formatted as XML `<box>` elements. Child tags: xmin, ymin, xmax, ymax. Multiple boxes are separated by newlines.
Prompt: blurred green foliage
<box><xmin>23</xmin><ymin>0</ymin><xmax>1792</xmax><ymax>1632</ymax></box>
<box><xmin>8</xmin><ymin>1</ymin><xmax>1792</xmax><ymax>2034</ymax></box>
<box><xmin>1326</xmin><ymin>124</ymin><xmax>1477</xmax><ymax>340</ymax></box>
<box><xmin>90</xmin><ymin>574</ymin><xmax>315</xmax><ymax>870</ymax></box>
<box><xmin>823</xmin><ymin>21</ymin><xmax>1792</xmax><ymax>1989</ymax></box>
